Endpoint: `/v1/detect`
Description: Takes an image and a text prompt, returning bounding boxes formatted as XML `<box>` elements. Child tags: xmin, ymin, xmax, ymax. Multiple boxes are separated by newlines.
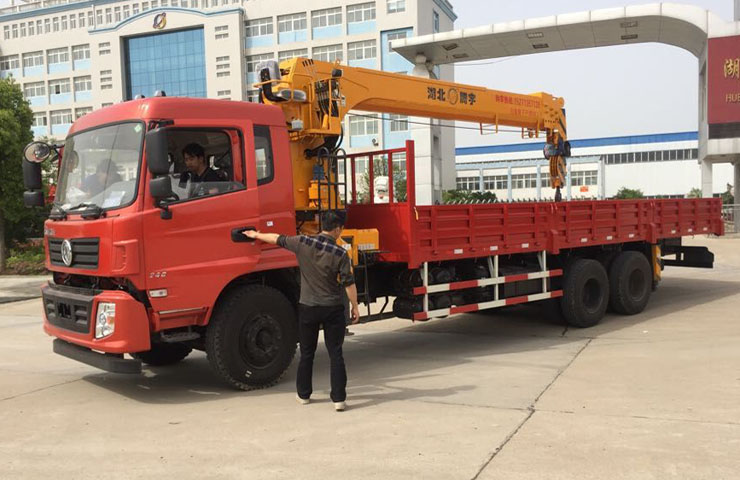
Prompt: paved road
<box><xmin>0</xmin><ymin>238</ymin><xmax>738</xmax><ymax>479</ymax></box>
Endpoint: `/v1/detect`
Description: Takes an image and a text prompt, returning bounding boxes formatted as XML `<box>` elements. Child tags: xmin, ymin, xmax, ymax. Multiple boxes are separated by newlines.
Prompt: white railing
<box><xmin>721</xmin><ymin>204</ymin><xmax>739</xmax><ymax>234</ymax></box>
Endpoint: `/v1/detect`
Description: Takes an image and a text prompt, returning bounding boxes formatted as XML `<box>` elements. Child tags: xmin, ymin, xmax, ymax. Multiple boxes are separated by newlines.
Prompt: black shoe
<box><xmin>345</xmin><ymin>328</ymin><xmax>355</xmax><ymax>336</ymax></box>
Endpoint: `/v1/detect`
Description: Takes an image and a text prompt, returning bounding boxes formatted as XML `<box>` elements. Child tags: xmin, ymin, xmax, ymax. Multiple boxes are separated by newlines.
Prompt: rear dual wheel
<box><xmin>608</xmin><ymin>251</ymin><xmax>652</xmax><ymax>315</ymax></box>
<box><xmin>561</xmin><ymin>259</ymin><xmax>609</xmax><ymax>328</ymax></box>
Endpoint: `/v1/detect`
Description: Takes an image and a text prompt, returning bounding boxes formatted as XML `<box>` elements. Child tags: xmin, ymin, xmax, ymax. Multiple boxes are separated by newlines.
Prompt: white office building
<box><xmin>0</xmin><ymin>0</ymin><xmax>455</xmax><ymax>150</ymax></box>
<box><xmin>456</xmin><ymin>132</ymin><xmax>736</xmax><ymax>200</ymax></box>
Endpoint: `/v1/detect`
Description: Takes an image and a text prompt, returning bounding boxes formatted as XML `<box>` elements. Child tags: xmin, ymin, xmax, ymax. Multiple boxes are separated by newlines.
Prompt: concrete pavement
<box><xmin>0</xmin><ymin>275</ymin><xmax>49</xmax><ymax>304</ymax></box>
<box><xmin>0</xmin><ymin>237</ymin><xmax>738</xmax><ymax>479</ymax></box>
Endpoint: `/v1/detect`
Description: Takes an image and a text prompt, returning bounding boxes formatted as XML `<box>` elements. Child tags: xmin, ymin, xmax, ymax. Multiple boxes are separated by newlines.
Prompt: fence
<box><xmin>721</xmin><ymin>204</ymin><xmax>739</xmax><ymax>234</ymax></box>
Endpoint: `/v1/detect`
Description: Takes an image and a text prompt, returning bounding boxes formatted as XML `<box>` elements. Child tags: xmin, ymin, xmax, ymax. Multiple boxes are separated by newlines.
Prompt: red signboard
<box><xmin>708</xmin><ymin>35</ymin><xmax>740</xmax><ymax>125</ymax></box>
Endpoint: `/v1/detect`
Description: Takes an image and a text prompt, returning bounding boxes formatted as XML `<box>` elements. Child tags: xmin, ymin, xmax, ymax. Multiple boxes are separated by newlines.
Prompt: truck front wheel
<box><xmin>608</xmin><ymin>251</ymin><xmax>652</xmax><ymax>315</ymax></box>
<box><xmin>561</xmin><ymin>259</ymin><xmax>609</xmax><ymax>328</ymax></box>
<box><xmin>131</xmin><ymin>343</ymin><xmax>192</xmax><ymax>366</ymax></box>
<box><xmin>206</xmin><ymin>285</ymin><xmax>297</xmax><ymax>390</ymax></box>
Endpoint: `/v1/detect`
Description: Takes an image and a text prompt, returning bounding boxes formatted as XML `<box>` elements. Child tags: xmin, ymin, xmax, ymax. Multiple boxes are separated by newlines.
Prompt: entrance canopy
<box><xmin>392</xmin><ymin>3</ymin><xmax>733</xmax><ymax>63</ymax></box>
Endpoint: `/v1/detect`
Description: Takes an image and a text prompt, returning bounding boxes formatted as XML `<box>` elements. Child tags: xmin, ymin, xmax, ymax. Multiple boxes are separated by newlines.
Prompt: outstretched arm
<box><xmin>243</xmin><ymin>230</ymin><xmax>280</xmax><ymax>245</ymax></box>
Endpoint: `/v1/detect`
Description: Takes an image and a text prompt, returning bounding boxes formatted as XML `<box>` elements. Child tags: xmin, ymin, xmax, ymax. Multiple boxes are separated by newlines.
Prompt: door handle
<box><xmin>232</xmin><ymin>226</ymin><xmax>256</xmax><ymax>243</ymax></box>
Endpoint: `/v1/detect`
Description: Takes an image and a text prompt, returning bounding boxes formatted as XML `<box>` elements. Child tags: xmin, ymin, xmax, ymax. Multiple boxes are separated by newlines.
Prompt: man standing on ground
<box><xmin>243</xmin><ymin>211</ymin><xmax>360</xmax><ymax>411</ymax></box>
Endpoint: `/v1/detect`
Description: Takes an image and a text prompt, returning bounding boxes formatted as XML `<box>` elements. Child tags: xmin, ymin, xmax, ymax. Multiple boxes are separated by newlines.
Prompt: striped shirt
<box><xmin>277</xmin><ymin>233</ymin><xmax>355</xmax><ymax>307</ymax></box>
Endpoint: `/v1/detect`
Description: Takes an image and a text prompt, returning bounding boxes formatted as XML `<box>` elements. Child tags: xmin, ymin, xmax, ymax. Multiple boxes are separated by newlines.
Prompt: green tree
<box><xmin>721</xmin><ymin>183</ymin><xmax>734</xmax><ymax>205</ymax></box>
<box><xmin>687</xmin><ymin>187</ymin><xmax>703</xmax><ymax>199</ymax></box>
<box><xmin>442</xmin><ymin>190</ymin><xmax>497</xmax><ymax>204</ymax></box>
<box><xmin>0</xmin><ymin>77</ymin><xmax>34</xmax><ymax>271</ymax></box>
<box><xmin>614</xmin><ymin>187</ymin><xmax>644</xmax><ymax>199</ymax></box>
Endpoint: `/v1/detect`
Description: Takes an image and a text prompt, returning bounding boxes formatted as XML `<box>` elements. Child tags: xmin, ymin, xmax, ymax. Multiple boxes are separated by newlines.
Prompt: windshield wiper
<box><xmin>49</xmin><ymin>203</ymin><xmax>67</xmax><ymax>220</ymax></box>
<box><xmin>66</xmin><ymin>203</ymin><xmax>104</xmax><ymax>220</ymax></box>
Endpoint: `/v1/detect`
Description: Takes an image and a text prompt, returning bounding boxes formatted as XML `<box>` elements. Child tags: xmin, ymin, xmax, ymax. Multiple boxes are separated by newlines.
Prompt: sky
<box><xmin>449</xmin><ymin>0</ymin><xmax>734</xmax><ymax>146</ymax></box>
<box><xmin>0</xmin><ymin>0</ymin><xmax>735</xmax><ymax>146</ymax></box>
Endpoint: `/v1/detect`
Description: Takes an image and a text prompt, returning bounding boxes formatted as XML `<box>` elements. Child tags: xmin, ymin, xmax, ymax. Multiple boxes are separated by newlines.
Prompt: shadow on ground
<box><xmin>82</xmin><ymin>275</ymin><xmax>740</xmax><ymax>405</ymax></box>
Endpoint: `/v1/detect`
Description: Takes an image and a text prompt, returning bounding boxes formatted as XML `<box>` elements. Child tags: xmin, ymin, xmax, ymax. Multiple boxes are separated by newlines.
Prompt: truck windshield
<box><xmin>55</xmin><ymin>122</ymin><xmax>144</xmax><ymax>211</ymax></box>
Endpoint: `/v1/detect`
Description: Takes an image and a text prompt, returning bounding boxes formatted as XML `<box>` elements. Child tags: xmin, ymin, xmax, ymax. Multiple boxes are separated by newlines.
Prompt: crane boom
<box><xmin>256</xmin><ymin>58</ymin><xmax>570</xmax><ymax>213</ymax></box>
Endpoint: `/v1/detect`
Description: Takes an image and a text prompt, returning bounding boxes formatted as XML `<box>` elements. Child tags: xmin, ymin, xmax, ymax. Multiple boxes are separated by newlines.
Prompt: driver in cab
<box><xmin>180</xmin><ymin>143</ymin><xmax>220</xmax><ymax>195</ymax></box>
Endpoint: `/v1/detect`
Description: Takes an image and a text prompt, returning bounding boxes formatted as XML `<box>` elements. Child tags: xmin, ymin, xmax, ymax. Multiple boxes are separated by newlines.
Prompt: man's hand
<box><xmin>242</xmin><ymin>229</ymin><xmax>260</xmax><ymax>240</ymax></box>
<box><xmin>350</xmin><ymin>304</ymin><xmax>360</xmax><ymax>324</ymax></box>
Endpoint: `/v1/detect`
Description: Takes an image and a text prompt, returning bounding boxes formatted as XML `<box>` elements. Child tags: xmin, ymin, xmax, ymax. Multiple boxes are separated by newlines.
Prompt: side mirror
<box><xmin>145</xmin><ymin>128</ymin><xmax>170</xmax><ymax>175</ymax></box>
<box><xmin>24</xmin><ymin>141</ymin><xmax>52</xmax><ymax>163</ymax></box>
<box><xmin>150</xmin><ymin>175</ymin><xmax>174</xmax><ymax>199</ymax></box>
<box><xmin>23</xmin><ymin>191</ymin><xmax>45</xmax><ymax>207</ymax></box>
<box><xmin>22</xmin><ymin>159</ymin><xmax>43</xmax><ymax>191</ymax></box>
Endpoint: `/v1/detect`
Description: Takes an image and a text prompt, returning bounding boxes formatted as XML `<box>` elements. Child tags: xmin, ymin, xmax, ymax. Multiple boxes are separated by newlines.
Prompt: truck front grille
<box><xmin>49</xmin><ymin>238</ymin><xmax>100</xmax><ymax>270</ymax></box>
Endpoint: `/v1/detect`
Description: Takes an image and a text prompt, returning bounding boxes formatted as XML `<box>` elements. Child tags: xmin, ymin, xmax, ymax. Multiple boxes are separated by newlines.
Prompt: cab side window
<box><xmin>166</xmin><ymin>129</ymin><xmax>244</xmax><ymax>201</ymax></box>
<box><xmin>254</xmin><ymin>125</ymin><xmax>274</xmax><ymax>185</ymax></box>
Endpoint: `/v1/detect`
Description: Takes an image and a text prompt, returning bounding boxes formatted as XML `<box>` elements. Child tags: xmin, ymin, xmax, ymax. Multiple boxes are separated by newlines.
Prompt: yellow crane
<box><xmin>254</xmin><ymin>57</ymin><xmax>571</xmax><ymax>216</ymax></box>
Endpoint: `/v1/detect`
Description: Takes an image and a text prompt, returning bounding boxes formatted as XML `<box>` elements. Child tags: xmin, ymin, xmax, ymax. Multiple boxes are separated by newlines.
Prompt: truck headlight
<box><xmin>95</xmin><ymin>302</ymin><xmax>116</xmax><ymax>339</ymax></box>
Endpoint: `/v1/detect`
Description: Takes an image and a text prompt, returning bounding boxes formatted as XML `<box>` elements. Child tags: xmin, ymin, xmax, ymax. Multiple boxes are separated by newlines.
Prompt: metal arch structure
<box><xmin>392</xmin><ymin>2</ymin><xmax>740</xmax><ymax>211</ymax></box>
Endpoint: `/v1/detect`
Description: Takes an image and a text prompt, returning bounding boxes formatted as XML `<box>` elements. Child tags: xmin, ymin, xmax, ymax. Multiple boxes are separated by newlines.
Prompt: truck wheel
<box><xmin>206</xmin><ymin>285</ymin><xmax>297</xmax><ymax>390</ymax></box>
<box><xmin>561</xmin><ymin>259</ymin><xmax>609</xmax><ymax>328</ymax></box>
<box><xmin>608</xmin><ymin>251</ymin><xmax>652</xmax><ymax>315</ymax></box>
<box><xmin>132</xmin><ymin>343</ymin><xmax>192</xmax><ymax>366</ymax></box>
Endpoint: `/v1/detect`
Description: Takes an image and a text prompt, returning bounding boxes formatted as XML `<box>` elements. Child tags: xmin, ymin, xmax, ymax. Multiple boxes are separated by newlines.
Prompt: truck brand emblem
<box><xmin>61</xmin><ymin>239</ymin><xmax>73</xmax><ymax>267</ymax></box>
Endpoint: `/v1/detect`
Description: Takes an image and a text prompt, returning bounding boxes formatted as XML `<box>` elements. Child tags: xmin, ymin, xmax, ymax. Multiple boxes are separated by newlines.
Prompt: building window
<box><xmin>114</xmin><ymin>7</ymin><xmax>122</xmax><ymax>22</ymax></box>
<box><xmin>50</xmin><ymin>109</ymin><xmax>74</xmax><ymax>125</ymax></box>
<box><xmin>483</xmin><ymin>175</ymin><xmax>508</xmax><ymax>190</ymax></box>
<box><xmin>311</xmin><ymin>7</ymin><xmax>342</xmax><ymax>28</ymax></box>
<box><xmin>106</xmin><ymin>8</ymin><xmax>113</xmax><ymax>24</ymax></box>
<box><xmin>215</xmin><ymin>25</ymin><xmax>229</xmax><ymax>39</ymax></box>
<box><xmin>246</xmin><ymin>53</ymin><xmax>274</xmax><ymax>74</ymax></box>
<box><xmin>312</xmin><ymin>44</ymin><xmax>343</xmax><ymax>62</ymax></box>
<box><xmin>75</xmin><ymin>107</ymin><xmax>93</xmax><ymax>119</ymax></box>
<box><xmin>61</xmin><ymin>15</ymin><xmax>68</xmax><ymax>30</ymax></box>
<box><xmin>24</xmin><ymin>82</ymin><xmax>46</xmax><ymax>98</ymax></box>
<box><xmin>28</xmin><ymin>21</ymin><xmax>35</xmax><ymax>36</ymax></box>
<box><xmin>278</xmin><ymin>13</ymin><xmax>307</xmax><ymax>33</ymax></box>
<box><xmin>72</xmin><ymin>44</ymin><xmax>91</xmax><ymax>61</ymax></box>
<box><xmin>347</xmin><ymin>40</ymin><xmax>376</xmax><ymax>61</ymax></box>
<box><xmin>433</xmin><ymin>10</ymin><xmax>440</xmax><ymax>33</ymax></box>
<box><xmin>102</xmin><ymin>103</ymin><xmax>113</xmax><ymax>107</ymax></box>
<box><xmin>23</xmin><ymin>52</ymin><xmax>43</xmax><ymax>68</ymax></box>
<box><xmin>123</xmin><ymin>5</ymin><xmax>130</xmax><ymax>19</ymax></box>
<box><xmin>386</xmin><ymin>31</ymin><xmax>407</xmax><ymax>52</ymax></box>
<box><xmin>52</xmin><ymin>17</ymin><xmax>59</xmax><ymax>32</ymax></box>
<box><xmin>217</xmin><ymin>89</ymin><xmax>231</xmax><ymax>98</ymax></box>
<box><xmin>3</xmin><ymin>26</ymin><xmax>8</xmax><ymax>41</ymax></box>
<box><xmin>389</xmin><ymin>114</ymin><xmax>408</xmax><ymax>132</ymax></box>
<box><xmin>20</xmin><ymin>22</ymin><xmax>27</xmax><ymax>37</ymax></box>
<box><xmin>74</xmin><ymin>76</ymin><xmax>92</xmax><ymax>92</ymax></box>
<box><xmin>99</xmin><ymin>42</ymin><xmax>111</xmax><ymax>55</ymax></box>
<box><xmin>456</xmin><ymin>177</ymin><xmax>480</xmax><ymax>191</ymax></box>
<box><xmin>133</xmin><ymin>4</ymin><xmax>140</xmax><ymax>15</ymax></box>
<box><xmin>247</xmin><ymin>89</ymin><xmax>259</xmax><ymax>102</ymax></box>
<box><xmin>278</xmin><ymin>49</ymin><xmax>308</xmax><ymax>61</ymax></box>
<box><xmin>570</xmin><ymin>170</ymin><xmax>598</xmax><ymax>187</ymax></box>
<box><xmin>245</xmin><ymin>17</ymin><xmax>273</xmax><ymax>37</ymax></box>
<box><xmin>216</xmin><ymin>71</ymin><xmax>230</xmax><ymax>77</ymax></box>
<box><xmin>32</xmin><ymin>112</ymin><xmax>48</xmax><ymax>127</ymax></box>
<box><xmin>349</xmin><ymin>115</ymin><xmax>378</xmax><ymax>136</ymax></box>
<box><xmin>49</xmin><ymin>79</ymin><xmax>71</xmax><ymax>95</ymax></box>
<box><xmin>47</xmin><ymin>48</ymin><xmax>69</xmax><ymax>65</ymax></box>
<box><xmin>387</xmin><ymin>0</ymin><xmax>405</xmax><ymax>13</ymax></box>
<box><xmin>70</xmin><ymin>15</ymin><xmax>76</xmax><ymax>29</ymax></box>
<box><xmin>44</xmin><ymin>18</ymin><xmax>50</xmax><ymax>33</ymax></box>
<box><xmin>347</xmin><ymin>2</ymin><xmax>376</xmax><ymax>23</ymax></box>
<box><xmin>0</xmin><ymin>55</ymin><xmax>20</xmax><ymax>71</ymax></box>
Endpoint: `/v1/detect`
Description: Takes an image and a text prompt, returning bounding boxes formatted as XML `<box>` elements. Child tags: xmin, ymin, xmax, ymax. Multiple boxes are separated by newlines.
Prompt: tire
<box><xmin>561</xmin><ymin>259</ymin><xmax>609</xmax><ymax>328</ymax></box>
<box><xmin>132</xmin><ymin>343</ymin><xmax>192</xmax><ymax>366</ymax></box>
<box><xmin>206</xmin><ymin>285</ymin><xmax>297</xmax><ymax>390</ymax></box>
<box><xmin>608</xmin><ymin>251</ymin><xmax>652</xmax><ymax>315</ymax></box>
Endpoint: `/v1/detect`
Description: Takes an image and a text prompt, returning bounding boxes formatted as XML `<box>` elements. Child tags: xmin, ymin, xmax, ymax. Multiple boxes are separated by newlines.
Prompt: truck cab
<box><xmin>30</xmin><ymin>97</ymin><xmax>302</xmax><ymax>387</ymax></box>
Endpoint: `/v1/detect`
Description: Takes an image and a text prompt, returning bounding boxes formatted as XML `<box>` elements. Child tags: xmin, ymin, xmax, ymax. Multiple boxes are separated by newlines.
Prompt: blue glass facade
<box><xmin>125</xmin><ymin>28</ymin><xmax>206</xmax><ymax>99</ymax></box>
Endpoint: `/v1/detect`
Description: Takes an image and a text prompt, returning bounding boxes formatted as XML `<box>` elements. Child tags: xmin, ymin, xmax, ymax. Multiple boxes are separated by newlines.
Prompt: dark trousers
<box><xmin>296</xmin><ymin>304</ymin><xmax>347</xmax><ymax>402</ymax></box>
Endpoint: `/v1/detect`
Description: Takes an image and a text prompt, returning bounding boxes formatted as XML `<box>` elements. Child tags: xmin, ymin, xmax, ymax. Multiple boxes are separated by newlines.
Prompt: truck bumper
<box><xmin>53</xmin><ymin>339</ymin><xmax>142</xmax><ymax>374</ymax></box>
<box><xmin>42</xmin><ymin>283</ymin><xmax>151</xmax><ymax>362</ymax></box>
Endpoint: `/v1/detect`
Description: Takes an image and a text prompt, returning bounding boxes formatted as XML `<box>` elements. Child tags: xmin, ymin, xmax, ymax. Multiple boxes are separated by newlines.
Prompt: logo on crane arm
<box><xmin>153</xmin><ymin>12</ymin><xmax>167</xmax><ymax>30</ymax></box>
<box><xmin>427</xmin><ymin>86</ymin><xmax>476</xmax><ymax>106</ymax></box>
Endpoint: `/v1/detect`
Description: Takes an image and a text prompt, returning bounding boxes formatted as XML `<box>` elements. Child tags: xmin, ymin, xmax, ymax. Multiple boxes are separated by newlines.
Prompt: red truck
<box><xmin>21</xmin><ymin>59</ymin><xmax>723</xmax><ymax>389</ymax></box>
